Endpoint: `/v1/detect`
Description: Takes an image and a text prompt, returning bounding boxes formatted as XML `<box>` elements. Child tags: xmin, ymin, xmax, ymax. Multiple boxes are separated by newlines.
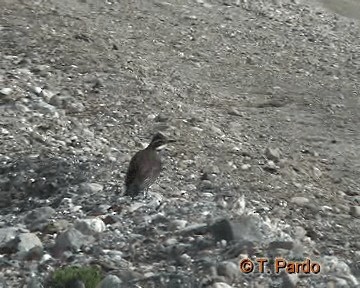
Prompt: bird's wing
<box><xmin>125</xmin><ymin>150</ymin><xmax>158</xmax><ymax>185</ymax></box>
<box><xmin>125</xmin><ymin>151</ymin><xmax>141</xmax><ymax>187</ymax></box>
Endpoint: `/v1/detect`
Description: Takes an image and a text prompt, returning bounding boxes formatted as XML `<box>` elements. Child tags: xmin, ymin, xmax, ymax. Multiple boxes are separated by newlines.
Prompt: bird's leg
<box><xmin>143</xmin><ymin>188</ymin><xmax>150</xmax><ymax>199</ymax></box>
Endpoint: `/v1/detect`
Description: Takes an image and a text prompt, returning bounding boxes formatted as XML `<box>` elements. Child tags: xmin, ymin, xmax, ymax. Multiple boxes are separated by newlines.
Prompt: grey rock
<box><xmin>0</xmin><ymin>227</ymin><xmax>18</xmax><ymax>247</ymax></box>
<box><xmin>96</xmin><ymin>275</ymin><xmax>122</xmax><ymax>288</ymax></box>
<box><xmin>24</xmin><ymin>206</ymin><xmax>56</xmax><ymax>231</ymax></box>
<box><xmin>32</xmin><ymin>99</ymin><xmax>57</xmax><ymax>114</ymax></box>
<box><xmin>54</xmin><ymin>228</ymin><xmax>94</xmax><ymax>254</ymax></box>
<box><xmin>65</xmin><ymin>279</ymin><xmax>85</xmax><ymax>288</ymax></box>
<box><xmin>200</xmin><ymin>180</ymin><xmax>215</xmax><ymax>190</ymax></box>
<box><xmin>178</xmin><ymin>253</ymin><xmax>192</xmax><ymax>266</ymax></box>
<box><xmin>265</xmin><ymin>147</ymin><xmax>281</xmax><ymax>162</ymax></box>
<box><xmin>50</xmin><ymin>219</ymin><xmax>71</xmax><ymax>233</ymax></box>
<box><xmin>79</xmin><ymin>182</ymin><xmax>104</xmax><ymax>194</ymax></box>
<box><xmin>67</xmin><ymin>101</ymin><xmax>85</xmax><ymax>113</ymax></box>
<box><xmin>281</xmin><ymin>272</ymin><xmax>299</xmax><ymax>288</ymax></box>
<box><xmin>74</xmin><ymin>218</ymin><xmax>106</xmax><ymax>235</ymax></box>
<box><xmin>27</xmin><ymin>277</ymin><xmax>44</xmax><ymax>288</ymax></box>
<box><xmin>217</xmin><ymin>261</ymin><xmax>240</xmax><ymax>282</ymax></box>
<box><xmin>154</xmin><ymin>114</ymin><xmax>168</xmax><ymax>122</ymax></box>
<box><xmin>293</xmin><ymin>226</ymin><xmax>307</xmax><ymax>239</ymax></box>
<box><xmin>227</xmin><ymin>108</ymin><xmax>243</xmax><ymax>116</ymax></box>
<box><xmin>128</xmin><ymin>202</ymin><xmax>144</xmax><ymax>213</ymax></box>
<box><xmin>210</xmin><ymin>216</ymin><xmax>262</xmax><ymax>243</ymax></box>
<box><xmin>0</xmin><ymin>277</ymin><xmax>7</xmax><ymax>288</ymax></box>
<box><xmin>350</xmin><ymin>206</ymin><xmax>360</xmax><ymax>218</ymax></box>
<box><xmin>39</xmin><ymin>89</ymin><xmax>55</xmax><ymax>102</ymax></box>
<box><xmin>210</xmin><ymin>125</ymin><xmax>223</xmax><ymax>135</ymax></box>
<box><xmin>263</xmin><ymin>160</ymin><xmax>279</xmax><ymax>173</ymax></box>
<box><xmin>333</xmin><ymin>277</ymin><xmax>350</xmax><ymax>287</ymax></box>
<box><xmin>23</xmin><ymin>245</ymin><xmax>44</xmax><ymax>261</ymax></box>
<box><xmin>200</xmin><ymin>172</ymin><xmax>216</xmax><ymax>182</ymax></box>
<box><xmin>15</xmin><ymin>102</ymin><xmax>30</xmax><ymax>112</ymax></box>
<box><xmin>184</xmin><ymin>184</ymin><xmax>197</xmax><ymax>191</ymax></box>
<box><xmin>268</xmin><ymin>241</ymin><xmax>294</xmax><ymax>250</ymax></box>
<box><xmin>322</xmin><ymin>256</ymin><xmax>359</xmax><ymax>287</ymax></box>
<box><xmin>17</xmin><ymin>233</ymin><xmax>43</xmax><ymax>252</ymax></box>
<box><xmin>203</xmin><ymin>165</ymin><xmax>221</xmax><ymax>175</ymax></box>
<box><xmin>49</xmin><ymin>94</ymin><xmax>72</xmax><ymax>108</ymax></box>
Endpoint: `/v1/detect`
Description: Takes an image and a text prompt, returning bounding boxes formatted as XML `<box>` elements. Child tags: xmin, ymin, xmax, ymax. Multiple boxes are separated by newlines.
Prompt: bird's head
<box><xmin>148</xmin><ymin>132</ymin><xmax>175</xmax><ymax>150</ymax></box>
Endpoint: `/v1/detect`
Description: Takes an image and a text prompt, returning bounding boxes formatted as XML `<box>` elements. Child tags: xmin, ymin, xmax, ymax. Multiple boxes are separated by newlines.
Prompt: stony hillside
<box><xmin>0</xmin><ymin>0</ymin><xmax>359</xmax><ymax>287</ymax></box>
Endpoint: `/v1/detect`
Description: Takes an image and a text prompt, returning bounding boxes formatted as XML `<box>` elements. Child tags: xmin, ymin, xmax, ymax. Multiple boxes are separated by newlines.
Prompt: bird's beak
<box><xmin>167</xmin><ymin>139</ymin><xmax>176</xmax><ymax>143</ymax></box>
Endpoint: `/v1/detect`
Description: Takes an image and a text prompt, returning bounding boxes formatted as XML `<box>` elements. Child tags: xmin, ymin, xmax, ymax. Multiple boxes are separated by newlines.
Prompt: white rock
<box><xmin>74</xmin><ymin>218</ymin><xmax>106</xmax><ymax>235</ymax></box>
<box><xmin>0</xmin><ymin>88</ymin><xmax>13</xmax><ymax>95</ymax></box>
<box><xmin>33</xmin><ymin>86</ymin><xmax>43</xmax><ymax>95</ymax></box>
<box><xmin>168</xmin><ymin>219</ymin><xmax>188</xmax><ymax>230</ymax></box>
<box><xmin>212</xmin><ymin>282</ymin><xmax>233</xmax><ymax>288</ymax></box>
<box><xmin>290</xmin><ymin>196</ymin><xmax>310</xmax><ymax>206</ymax></box>
<box><xmin>241</xmin><ymin>164</ymin><xmax>251</xmax><ymax>170</ymax></box>
<box><xmin>40</xmin><ymin>253</ymin><xmax>53</xmax><ymax>263</ymax></box>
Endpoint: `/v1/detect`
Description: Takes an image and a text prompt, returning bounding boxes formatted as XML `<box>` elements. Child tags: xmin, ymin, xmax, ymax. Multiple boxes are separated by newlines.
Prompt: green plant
<box><xmin>50</xmin><ymin>265</ymin><xmax>102</xmax><ymax>288</ymax></box>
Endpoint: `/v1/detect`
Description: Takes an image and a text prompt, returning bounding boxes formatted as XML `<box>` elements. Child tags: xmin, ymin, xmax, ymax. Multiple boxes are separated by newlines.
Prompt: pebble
<box><xmin>265</xmin><ymin>147</ymin><xmax>281</xmax><ymax>162</ymax></box>
<box><xmin>312</xmin><ymin>166</ymin><xmax>322</xmax><ymax>179</ymax></box>
<box><xmin>212</xmin><ymin>283</ymin><xmax>233</xmax><ymax>288</ymax></box>
<box><xmin>227</xmin><ymin>107</ymin><xmax>243</xmax><ymax>116</ymax></box>
<box><xmin>79</xmin><ymin>182</ymin><xmax>104</xmax><ymax>194</ymax></box>
<box><xmin>290</xmin><ymin>196</ymin><xmax>310</xmax><ymax>206</ymax></box>
<box><xmin>263</xmin><ymin>160</ymin><xmax>279</xmax><ymax>173</ymax></box>
<box><xmin>241</xmin><ymin>164</ymin><xmax>251</xmax><ymax>170</ymax></box>
<box><xmin>210</xmin><ymin>125</ymin><xmax>223</xmax><ymax>135</ymax></box>
<box><xmin>349</xmin><ymin>206</ymin><xmax>360</xmax><ymax>218</ymax></box>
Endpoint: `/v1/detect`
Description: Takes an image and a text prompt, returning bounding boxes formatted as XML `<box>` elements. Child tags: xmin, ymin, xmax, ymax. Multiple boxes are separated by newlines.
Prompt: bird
<box><xmin>124</xmin><ymin>132</ymin><xmax>175</xmax><ymax>199</ymax></box>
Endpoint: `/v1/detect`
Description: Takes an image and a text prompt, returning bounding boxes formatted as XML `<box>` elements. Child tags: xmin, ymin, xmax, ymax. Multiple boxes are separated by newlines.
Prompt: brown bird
<box><xmin>124</xmin><ymin>132</ymin><xmax>174</xmax><ymax>199</ymax></box>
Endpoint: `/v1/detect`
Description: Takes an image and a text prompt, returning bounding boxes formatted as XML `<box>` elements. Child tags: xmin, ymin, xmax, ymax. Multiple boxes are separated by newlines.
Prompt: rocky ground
<box><xmin>0</xmin><ymin>0</ymin><xmax>360</xmax><ymax>287</ymax></box>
